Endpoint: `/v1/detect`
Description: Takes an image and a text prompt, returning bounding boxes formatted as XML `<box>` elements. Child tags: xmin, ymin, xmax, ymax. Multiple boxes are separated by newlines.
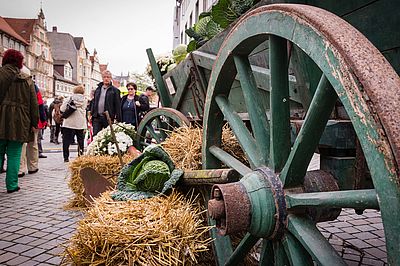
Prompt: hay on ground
<box><xmin>65</xmin><ymin>154</ymin><xmax>135</xmax><ymax>209</ymax></box>
<box><xmin>61</xmin><ymin>191</ymin><xmax>212</xmax><ymax>265</ymax></box>
<box><xmin>162</xmin><ymin>124</ymin><xmax>248</xmax><ymax>171</ymax></box>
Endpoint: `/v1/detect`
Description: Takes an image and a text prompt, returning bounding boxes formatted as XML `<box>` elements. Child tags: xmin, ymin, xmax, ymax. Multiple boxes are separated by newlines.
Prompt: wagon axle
<box><xmin>208</xmin><ymin>169</ymin><xmax>341</xmax><ymax>239</ymax></box>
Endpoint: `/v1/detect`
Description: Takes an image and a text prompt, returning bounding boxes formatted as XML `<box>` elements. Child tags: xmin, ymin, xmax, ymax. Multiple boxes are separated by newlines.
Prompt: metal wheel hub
<box><xmin>208</xmin><ymin>167</ymin><xmax>287</xmax><ymax>239</ymax></box>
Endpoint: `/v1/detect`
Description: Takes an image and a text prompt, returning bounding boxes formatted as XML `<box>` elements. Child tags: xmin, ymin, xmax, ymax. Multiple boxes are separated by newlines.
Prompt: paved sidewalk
<box><xmin>0</xmin><ymin>134</ymin><xmax>81</xmax><ymax>265</ymax></box>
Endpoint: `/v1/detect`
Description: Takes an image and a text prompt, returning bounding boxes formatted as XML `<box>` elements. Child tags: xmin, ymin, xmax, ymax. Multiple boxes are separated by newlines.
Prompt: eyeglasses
<box><xmin>127</xmin><ymin>88</ymin><xmax>135</xmax><ymax>90</ymax></box>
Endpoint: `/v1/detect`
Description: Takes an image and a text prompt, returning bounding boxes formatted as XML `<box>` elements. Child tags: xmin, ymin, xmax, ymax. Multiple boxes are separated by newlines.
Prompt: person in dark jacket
<box><xmin>90</xmin><ymin>70</ymin><xmax>121</xmax><ymax>136</ymax></box>
<box><xmin>137</xmin><ymin>86</ymin><xmax>155</xmax><ymax>123</ymax></box>
<box><xmin>0</xmin><ymin>49</ymin><xmax>39</xmax><ymax>193</ymax></box>
<box><xmin>120</xmin><ymin>82</ymin><xmax>140</xmax><ymax>129</ymax></box>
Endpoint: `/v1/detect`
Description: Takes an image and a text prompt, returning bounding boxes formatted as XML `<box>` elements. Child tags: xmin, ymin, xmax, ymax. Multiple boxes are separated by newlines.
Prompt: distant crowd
<box><xmin>0</xmin><ymin>49</ymin><xmax>154</xmax><ymax>193</ymax></box>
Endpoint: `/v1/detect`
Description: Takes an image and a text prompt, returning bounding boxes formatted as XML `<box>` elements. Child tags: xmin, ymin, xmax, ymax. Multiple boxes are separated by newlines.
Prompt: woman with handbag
<box><xmin>60</xmin><ymin>85</ymin><xmax>87</xmax><ymax>162</ymax></box>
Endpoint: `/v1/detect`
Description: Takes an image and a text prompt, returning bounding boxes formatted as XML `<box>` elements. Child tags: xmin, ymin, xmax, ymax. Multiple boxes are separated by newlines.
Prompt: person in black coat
<box><xmin>137</xmin><ymin>86</ymin><xmax>155</xmax><ymax>123</ymax></box>
<box><xmin>120</xmin><ymin>82</ymin><xmax>140</xmax><ymax>129</ymax></box>
<box><xmin>90</xmin><ymin>70</ymin><xmax>121</xmax><ymax>136</ymax></box>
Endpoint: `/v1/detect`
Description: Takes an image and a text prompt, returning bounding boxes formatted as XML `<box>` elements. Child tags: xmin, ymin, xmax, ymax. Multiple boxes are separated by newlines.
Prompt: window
<box><xmin>36</xmin><ymin>43</ymin><xmax>41</xmax><ymax>55</ymax></box>
<box><xmin>189</xmin><ymin>13</ymin><xmax>193</xmax><ymax>27</ymax></box>
<box><xmin>195</xmin><ymin>1</ymin><xmax>199</xmax><ymax>23</ymax></box>
<box><xmin>40</xmin><ymin>32</ymin><xmax>44</xmax><ymax>40</ymax></box>
<box><xmin>43</xmin><ymin>48</ymin><xmax>48</xmax><ymax>59</ymax></box>
<box><xmin>3</xmin><ymin>36</ymin><xmax>8</xmax><ymax>48</ymax></box>
<box><xmin>184</xmin><ymin>23</ymin><xmax>188</xmax><ymax>44</ymax></box>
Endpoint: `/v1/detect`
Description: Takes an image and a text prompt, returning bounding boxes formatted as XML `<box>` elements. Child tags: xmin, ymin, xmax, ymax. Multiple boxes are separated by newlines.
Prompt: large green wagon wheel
<box><xmin>202</xmin><ymin>4</ymin><xmax>400</xmax><ymax>265</ymax></box>
<box><xmin>136</xmin><ymin>107</ymin><xmax>190</xmax><ymax>149</ymax></box>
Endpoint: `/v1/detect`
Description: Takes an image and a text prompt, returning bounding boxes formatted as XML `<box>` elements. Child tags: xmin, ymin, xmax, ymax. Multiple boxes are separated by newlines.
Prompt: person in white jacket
<box><xmin>60</xmin><ymin>85</ymin><xmax>87</xmax><ymax>162</ymax></box>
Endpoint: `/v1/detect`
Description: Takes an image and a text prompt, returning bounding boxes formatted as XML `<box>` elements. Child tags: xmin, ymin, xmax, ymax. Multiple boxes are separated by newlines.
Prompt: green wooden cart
<box><xmin>143</xmin><ymin>0</ymin><xmax>400</xmax><ymax>265</ymax></box>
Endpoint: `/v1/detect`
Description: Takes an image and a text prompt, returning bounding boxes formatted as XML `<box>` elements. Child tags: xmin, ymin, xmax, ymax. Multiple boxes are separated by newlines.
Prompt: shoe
<box><xmin>18</xmin><ymin>172</ymin><xmax>25</xmax><ymax>177</ymax></box>
<box><xmin>7</xmin><ymin>187</ymin><xmax>20</xmax><ymax>193</ymax></box>
<box><xmin>28</xmin><ymin>169</ymin><xmax>39</xmax><ymax>174</ymax></box>
<box><xmin>39</xmin><ymin>154</ymin><xmax>47</xmax><ymax>158</ymax></box>
<box><xmin>64</xmin><ymin>159</ymin><xmax>69</xmax><ymax>162</ymax></box>
<box><xmin>0</xmin><ymin>168</ymin><xmax>6</xmax><ymax>173</ymax></box>
<box><xmin>50</xmin><ymin>140</ymin><xmax>54</xmax><ymax>143</ymax></box>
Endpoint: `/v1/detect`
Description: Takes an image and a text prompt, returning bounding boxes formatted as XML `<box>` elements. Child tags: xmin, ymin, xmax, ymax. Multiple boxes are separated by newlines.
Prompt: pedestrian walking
<box><xmin>90</xmin><ymin>70</ymin><xmax>121</xmax><ymax>136</ymax></box>
<box><xmin>61</xmin><ymin>85</ymin><xmax>87</xmax><ymax>162</ymax></box>
<box><xmin>138</xmin><ymin>86</ymin><xmax>155</xmax><ymax>123</ymax></box>
<box><xmin>120</xmin><ymin>82</ymin><xmax>140</xmax><ymax>129</ymax></box>
<box><xmin>52</xmin><ymin>96</ymin><xmax>64</xmax><ymax>144</ymax></box>
<box><xmin>19</xmin><ymin>83</ymin><xmax>48</xmax><ymax>177</ymax></box>
<box><xmin>0</xmin><ymin>49</ymin><xmax>38</xmax><ymax>193</ymax></box>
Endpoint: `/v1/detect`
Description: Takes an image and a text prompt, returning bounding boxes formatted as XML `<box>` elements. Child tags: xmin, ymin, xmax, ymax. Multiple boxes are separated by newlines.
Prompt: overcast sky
<box><xmin>0</xmin><ymin>0</ymin><xmax>176</xmax><ymax>75</ymax></box>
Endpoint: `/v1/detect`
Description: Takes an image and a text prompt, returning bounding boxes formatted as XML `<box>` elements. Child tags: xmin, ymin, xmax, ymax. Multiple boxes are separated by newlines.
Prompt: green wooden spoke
<box><xmin>225</xmin><ymin>233</ymin><xmax>259</xmax><ymax>266</ymax></box>
<box><xmin>286</xmin><ymin>189</ymin><xmax>379</xmax><ymax>209</ymax></box>
<box><xmin>287</xmin><ymin>215</ymin><xmax>346</xmax><ymax>266</ymax></box>
<box><xmin>269</xmin><ymin>35</ymin><xmax>291</xmax><ymax>172</ymax></box>
<box><xmin>259</xmin><ymin>239</ymin><xmax>274</xmax><ymax>266</ymax></box>
<box><xmin>145</xmin><ymin>125</ymin><xmax>162</xmax><ymax>143</ymax></box>
<box><xmin>280</xmin><ymin>75</ymin><xmax>337</xmax><ymax>187</ymax></box>
<box><xmin>209</xmin><ymin>146</ymin><xmax>252</xmax><ymax>176</ymax></box>
<box><xmin>155</xmin><ymin>117</ymin><xmax>168</xmax><ymax>140</ymax></box>
<box><xmin>215</xmin><ymin>95</ymin><xmax>263</xmax><ymax>167</ymax></box>
<box><xmin>273</xmin><ymin>241</ymin><xmax>290</xmax><ymax>266</ymax></box>
<box><xmin>282</xmin><ymin>233</ymin><xmax>313</xmax><ymax>266</ymax></box>
<box><xmin>233</xmin><ymin>55</ymin><xmax>270</xmax><ymax>165</ymax></box>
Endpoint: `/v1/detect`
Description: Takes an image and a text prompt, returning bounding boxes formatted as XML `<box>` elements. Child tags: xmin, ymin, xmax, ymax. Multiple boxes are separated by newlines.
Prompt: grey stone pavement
<box><xmin>0</xmin><ymin>130</ymin><xmax>388</xmax><ymax>265</ymax></box>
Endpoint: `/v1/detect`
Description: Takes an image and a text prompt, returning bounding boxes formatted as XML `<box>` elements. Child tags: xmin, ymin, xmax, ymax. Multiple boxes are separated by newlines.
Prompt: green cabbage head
<box><xmin>130</xmin><ymin>160</ymin><xmax>171</xmax><ymax>192</ymax></box>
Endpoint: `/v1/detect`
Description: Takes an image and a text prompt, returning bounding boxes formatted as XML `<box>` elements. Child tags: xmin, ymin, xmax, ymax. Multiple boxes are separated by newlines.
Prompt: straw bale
<box><xmin>162</xmin><ymin>124</ymin><xmax>248</xmax><ymax>171</ymax></box>
<box><xmin>65</xmin><ymin>154</ymin><xmax>135</xmax><ymax>209</ymax></box>
<box><xmin>61</xmin><ymin>191</ymin><xmax>212</xmax><ymax>265</ymax></box>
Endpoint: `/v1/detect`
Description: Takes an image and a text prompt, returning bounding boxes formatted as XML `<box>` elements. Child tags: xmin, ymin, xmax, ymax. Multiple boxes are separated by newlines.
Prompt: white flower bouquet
<box><xmin>86</xmin><ymin>123</ymin><xmax>136</xmax><ymax>156</ymax></box>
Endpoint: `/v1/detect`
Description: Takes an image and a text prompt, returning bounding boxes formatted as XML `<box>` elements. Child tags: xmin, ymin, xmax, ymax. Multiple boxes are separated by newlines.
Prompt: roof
<box><xmin>73</xmin><ymin>37</ymin><xmax>83</xmax><ymax>50</ymax></box>
<box><xmin>54</xmin><ymin>59</ymin><xmax>73</xmax><ymax>67</ymax></box>
<box><xmin>47</xmin><ymin>31</ymin><xmax>78</xmax><ymax>81</ymax></box>
<box><xmin>0</xmin><ymin>16</ymin><xmax>28</xmax><ymax>45</ymax></box>
<box><xmin>54</xmin><ymin>69</ymin><xmax>78</xmax><ymax>85</ymax></box>
<box><xmin>3</xmin><ymin>17</ymin><xmax>36</xmax><ymax>43</ymax></box>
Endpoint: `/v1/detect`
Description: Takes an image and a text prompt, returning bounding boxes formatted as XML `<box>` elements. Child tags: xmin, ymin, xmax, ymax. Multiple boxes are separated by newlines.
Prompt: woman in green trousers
<box><xmin>0</xmin><ymin>49</ymin><xmax>38</xmax><ymax>193</ymax></box>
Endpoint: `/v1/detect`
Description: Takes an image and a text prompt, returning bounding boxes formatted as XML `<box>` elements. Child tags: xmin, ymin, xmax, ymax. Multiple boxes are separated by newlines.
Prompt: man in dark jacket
<box><xmin>90</xmin><ymin>70</ymin><xmax>121</xmax><ymax>136</ymax></box>
<box><xmin>0</xmin><ymin>49</ymin><xmax>38</xmax><ymax>193</ymax></box>
<box><xmin>137</xmin><ymin>86</ymin><xmax>154</xmax><ymax>123</ymax></box>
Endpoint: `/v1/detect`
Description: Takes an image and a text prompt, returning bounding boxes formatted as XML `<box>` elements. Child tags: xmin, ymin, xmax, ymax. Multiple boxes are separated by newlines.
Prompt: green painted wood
<box><xmin>273</xmin><ymin>242</ymin><xmax>290</xmax><ymax>266</ymax></box>
<box><xmin>286</xmin><ymin>189</ymin><xmax>379</xmax><ymax>209</ymax></box>
<box><xmin>282</xmin><ymin>233</ymin><xmax>313</xmax><ymax>266</ymax></box>
<box><xmin>146</xmin><ymin>48</ymin><xmax>171</xmax><ymax>107</ymax></box>
<box><xmin>225</xmin><ymin>233</ymin><xmax>259</xmax><ymax>266</ymax></box>
<box><xmin>209</xmin><ymin>145</ymin><xmax>252</xmax><ymax>176</ymax></box>
<box><xmin>192</xmin><ymin>50</ymin><xmax>303</xmax><ymax>104</ymax></box>
<box><xmin>287</xmin><ymin>215</ymin><xmax>347</xmax><ymax>266</ymax></box>
<box><xmin>259</xmin><ymin>239</ymin><xmax>274</xmax><ymax>265</ymax></box>
<box><xmin>234</xmin><ymin>55</ymin><xmax>270</xmax><ymax>166</ymax></box>
<box><xmin>215</xmin><ymin>95</ymin><xmax>262</xmax><ymax>168</ymax></box>
<box><xmin>269</xmin><ymin>35</ymin><xmax>291</xmax><ymax>172</ymax></box>
<box><xmin>280</xmin><ymin>75</ymin><xmax>337</xmax><ymax>187</ymax></box>
<box><xmin>145</xmin><ymin>125</ymin><xmax>161</xmax><ymax>143</ymax></box>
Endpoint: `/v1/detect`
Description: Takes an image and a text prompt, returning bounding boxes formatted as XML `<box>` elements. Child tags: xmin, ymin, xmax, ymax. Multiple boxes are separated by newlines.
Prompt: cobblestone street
<box><xmin>0</xmin><ymin>132</ymin><xmax>81</xmax><ymax>265</ymax></box>
<box><xmin>0</xmin><ymin>131</ymin><xmax>389</xmax><ymax>265</ymax></box>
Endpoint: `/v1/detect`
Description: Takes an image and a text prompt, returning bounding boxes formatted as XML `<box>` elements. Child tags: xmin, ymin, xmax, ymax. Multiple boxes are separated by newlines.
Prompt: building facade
<box><xmin>173</xmin><ymin>0</ymin><xmax>218</xmax><ymax>48</ymax></box>
<box><xmin>4</xmin><ymin>9</ymin><xmax>54</xmax><ymax>98</ymax></box>
<box><xmin>74</xmin><ymin>37</ymin><xmax>92</xmax><ymax>95</ymax></box>
<box><xmin>0</xmin><ymin>16</ymin><xmax>28</xmax><ymax>63</ymax></box>
<box><xmin>53</xmin><ymin>60</ymin><xmax>78</xmax><ymax>97</ymax></box>
<box><xmin>90</xmin><ymin>49</ymin><xmax>102</xmax><ymax>94</ymax></box>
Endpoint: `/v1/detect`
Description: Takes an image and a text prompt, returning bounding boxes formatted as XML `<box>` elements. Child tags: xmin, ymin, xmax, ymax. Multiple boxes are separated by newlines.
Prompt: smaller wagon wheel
<box><xmin>136</xmin><ymin>107</ymin><xmax>190</xmax><ymax>149</ymax></box>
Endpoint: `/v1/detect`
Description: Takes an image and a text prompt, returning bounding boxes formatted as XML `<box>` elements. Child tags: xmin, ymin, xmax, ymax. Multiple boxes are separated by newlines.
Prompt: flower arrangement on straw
<box><xmin>86</xmin><ymin>122</ymin><xmax>136</xmax><ymax>156</ymax></box>
<box><xmin>61</xmin><ymin>191</ymin><xmax>213</xmax><ymax>265</ymax></box>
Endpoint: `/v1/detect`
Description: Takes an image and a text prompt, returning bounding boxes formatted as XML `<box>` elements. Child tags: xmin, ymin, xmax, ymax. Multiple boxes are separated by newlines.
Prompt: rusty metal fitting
<box><xmin>208</xmin><ymin>183</ymin><xmax>251</xmax><ymax>236</ymax></box>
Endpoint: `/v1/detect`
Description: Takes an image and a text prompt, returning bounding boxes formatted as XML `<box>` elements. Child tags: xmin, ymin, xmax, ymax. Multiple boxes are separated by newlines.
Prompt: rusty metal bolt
<box><xmin>208</xmin><ymin>198</ymin><xmax>225</xmax><ymax>220</ymax></box>
<box><xmin>213</xmin><ymin>188</ymin><xmax>222</xmax><ymax>199</ymax></box>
